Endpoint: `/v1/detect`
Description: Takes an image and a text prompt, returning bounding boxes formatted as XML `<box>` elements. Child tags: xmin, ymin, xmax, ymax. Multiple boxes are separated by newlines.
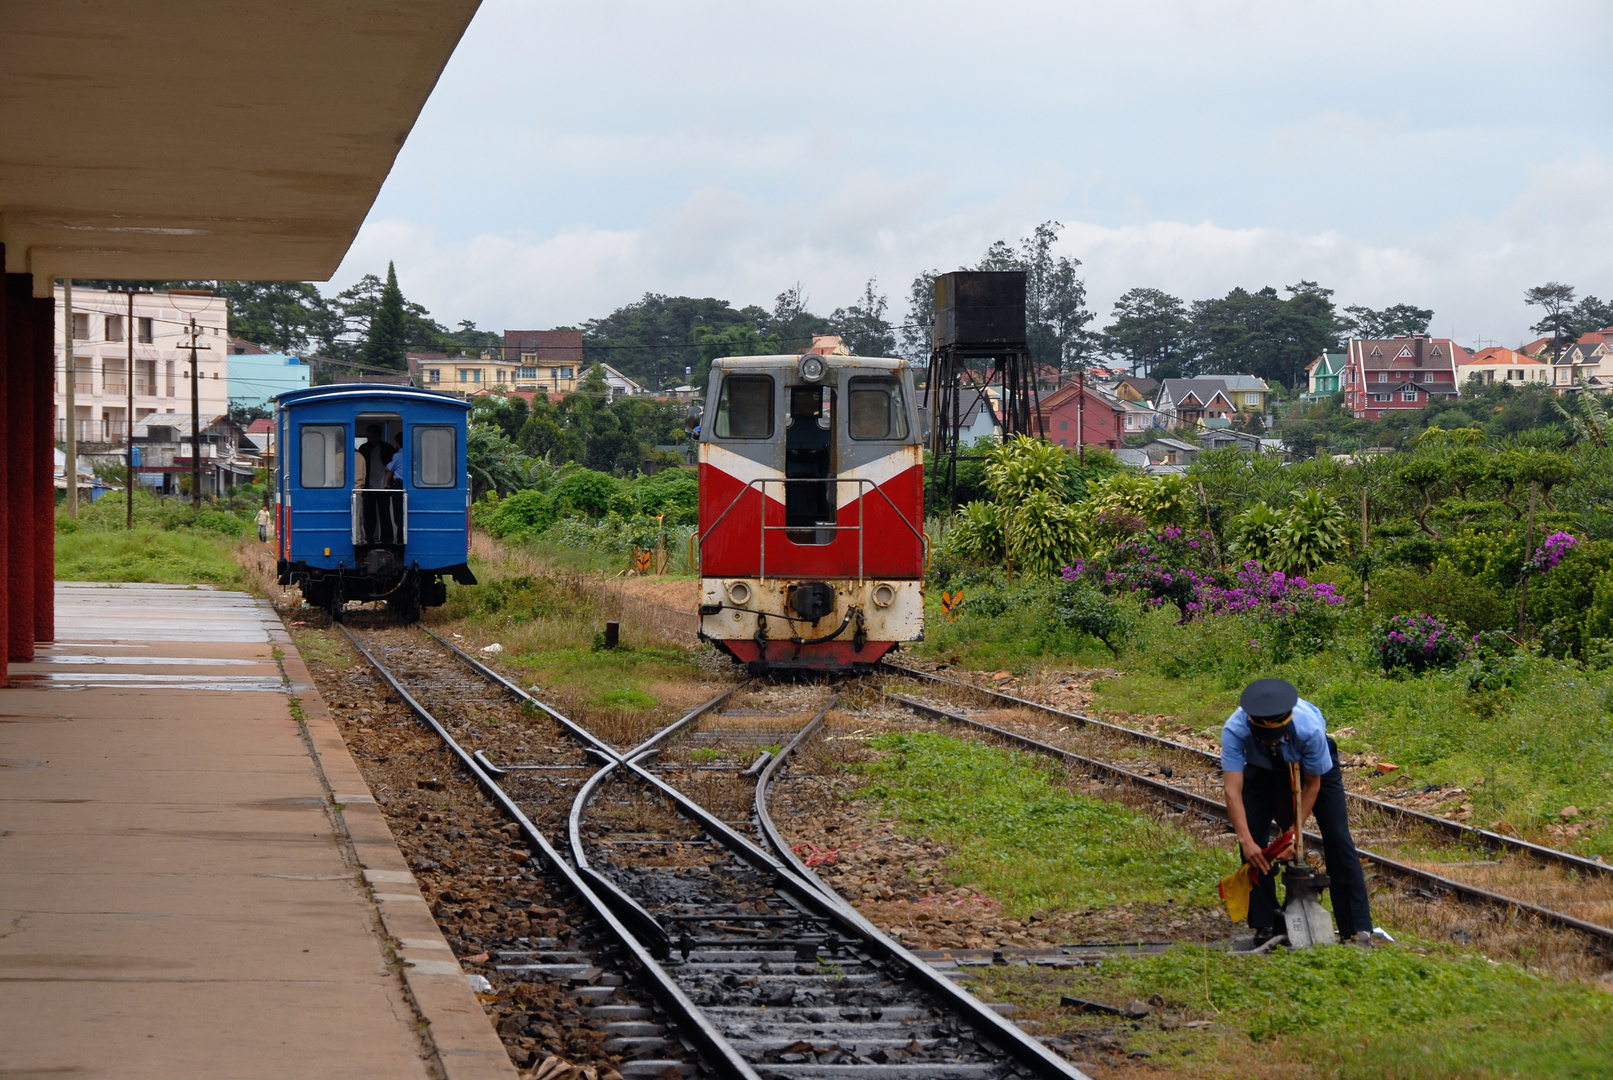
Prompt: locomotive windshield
<box><xmin>714</xmin><ymin>374</ymin><xmax>773</xmax><ymax>438</ymax></box>
<box><xmin>847</xmin><ymin>377</ymin><xmax>910</xmax><ymax>440</ymax></box>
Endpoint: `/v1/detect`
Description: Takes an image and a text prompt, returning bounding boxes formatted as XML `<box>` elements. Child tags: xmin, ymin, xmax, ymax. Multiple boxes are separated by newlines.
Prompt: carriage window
<box><xmin>714</xmin><ymin>375</ymin><xmax>774</xmax><ymax>439</ymax></box>
<box><xmin>413</xmin><ymin>425</ymin><xmax>457</xmax><ymax>487</ymax></box>
<box><xmin>847</xmin><ymin>378</ymin><xmax>910</xmax><ymax>440</ymax></box>
<box><xmin>299</xmin><ymin>425</ymin><xmax>346</xmax><ymax>488</ymax></box>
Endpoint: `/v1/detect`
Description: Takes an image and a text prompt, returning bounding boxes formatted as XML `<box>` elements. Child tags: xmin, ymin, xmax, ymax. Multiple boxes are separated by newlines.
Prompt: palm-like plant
<box><xmin>1007</xmin><ymin>489</ymin><xmax>1086</xmax><ymax>578</ymax></box>
<box><xmin>948</xmin><ymin>501</ymin><xmax>1006</xmax><ymax>563</ymax></box>
<box><xmin>1271</xmin><ymin>488</ymin><xmax>1350</xmax><ymax>575</ymax></box>
<box><xmin>1549</xmin><ymin>379</ymin><xmax>1609</xmax><ymax>447</ymax></box>
<box><xmin>984</xmin><ymin>435</ymin><xmax>1066</xmax><ymax>502</ymax></box>
<box><xmin>1231</xmin><ymin>501</ymin><xmax>1282</xmax><ymax>565</ymax></box>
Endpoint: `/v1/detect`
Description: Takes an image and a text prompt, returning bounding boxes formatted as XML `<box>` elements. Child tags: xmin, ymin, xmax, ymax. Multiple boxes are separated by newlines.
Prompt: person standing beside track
<box><xmin>1222</xmin><ymin>677</ymin><xmax>1373</xmax><ymax>945</ymax></box>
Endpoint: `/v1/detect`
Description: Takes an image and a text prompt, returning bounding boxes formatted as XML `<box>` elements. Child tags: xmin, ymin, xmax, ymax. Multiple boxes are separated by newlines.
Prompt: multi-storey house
<box><xmin>1342</xmin><ymin>335</ymin><xmax>1464</xmax><ymax>420</ymax></box>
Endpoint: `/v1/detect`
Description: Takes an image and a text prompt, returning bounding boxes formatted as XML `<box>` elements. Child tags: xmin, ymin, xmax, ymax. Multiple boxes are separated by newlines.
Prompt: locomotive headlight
<box><xmin>725</xmin><ymin>581</ymin><xmax>752</xmax><ymax>606</ymax></box>
<box><xmin>798</xmin><ymin>354</ymin><xmax>826</xmax><ymax>383</ymax></box>
<box><xmin>871</xmin><ymin>582</ymin><xmax>896</xmax><ymax>608</ymax></box>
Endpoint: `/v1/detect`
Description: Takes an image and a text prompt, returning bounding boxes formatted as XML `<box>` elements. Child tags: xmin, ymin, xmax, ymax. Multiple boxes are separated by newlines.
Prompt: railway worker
<box><xmin>1222</xmin><ymin>677</ymin><xmax>1372</xmax><ymax>945</ymax></box>
<box><xmin>383</xmin><ymin>430</ymin><xmax>406</xmax><ymax>536</ymax></box>
<box><xmin>358</xmin><ymin>424</ymin><xmax>396</xmax><ymax>543</ymax></box>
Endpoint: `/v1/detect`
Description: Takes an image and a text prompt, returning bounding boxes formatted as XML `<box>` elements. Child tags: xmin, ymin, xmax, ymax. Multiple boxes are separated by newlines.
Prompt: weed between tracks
<box><xmin>424</xmin><ymin>539</ymin><xmax>719</xmax><ymax>745</ymax></box>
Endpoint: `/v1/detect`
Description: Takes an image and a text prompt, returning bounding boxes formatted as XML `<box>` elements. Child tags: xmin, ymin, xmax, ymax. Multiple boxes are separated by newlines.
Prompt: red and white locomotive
<box><xmin>696</xmin><ymin>350</ymin><xmax>926</xmax><ymax>673</ymax></box>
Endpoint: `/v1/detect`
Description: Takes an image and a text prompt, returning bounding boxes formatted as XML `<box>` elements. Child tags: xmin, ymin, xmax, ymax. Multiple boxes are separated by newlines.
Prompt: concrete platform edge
<box><xmin>257</xmin><ymin>600</ymin><xmax>518</xmax><ymax>1080</ymax></box>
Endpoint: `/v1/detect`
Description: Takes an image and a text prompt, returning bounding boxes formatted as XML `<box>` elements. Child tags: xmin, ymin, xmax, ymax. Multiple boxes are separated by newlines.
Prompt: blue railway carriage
<box><xmin>273</xmin><ymin>385</ymin><xmax>476</xmax><ymax>621</ymax></box>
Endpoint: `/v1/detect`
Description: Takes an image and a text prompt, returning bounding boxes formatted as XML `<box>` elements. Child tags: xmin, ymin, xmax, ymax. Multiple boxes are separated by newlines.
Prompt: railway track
<box><xmin>339</xmin><ymin>623</ymin><xmax>710</xmax><ymax>1078</ymax></box>
<box><xmin>339</xmin><ymin>624</ymin><xmax>1090</xmax><ymax>1080</ymax></box>
<box><xmin>876</xmin><ymin>662</ymin><xmax>1613</xmax><ymax>955</ymax></box>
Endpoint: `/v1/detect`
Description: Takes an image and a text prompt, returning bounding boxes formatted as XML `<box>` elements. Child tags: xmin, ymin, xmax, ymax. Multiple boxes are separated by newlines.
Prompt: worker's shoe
<box><xmin>1250</xmin><ymin>927</ymin><xmax>1278</xmax><ymax>948</ymax></box>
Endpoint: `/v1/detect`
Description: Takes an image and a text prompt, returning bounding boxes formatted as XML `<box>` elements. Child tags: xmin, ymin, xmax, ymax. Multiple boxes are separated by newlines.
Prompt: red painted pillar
<box><xmin>34</xmin><ymin>293</ymin><xmax>55</xmax><ymax>643</ymax></box>
<box><xmin>6</xmin><ymin>275</ymin><xmax>35</xmax><ymax>663</ymax></box>
<box><xmin>0</xmin><ymin>272</ymin><xmax>10</xmax><ymax>686</ymax></box>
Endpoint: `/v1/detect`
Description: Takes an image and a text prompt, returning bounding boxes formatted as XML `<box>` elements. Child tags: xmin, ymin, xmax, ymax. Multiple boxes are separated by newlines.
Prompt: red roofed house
<box><xmin>1343</xmin><ymin>335</ymin><xmax>1466</xmax><ymax>420</ymax></box>
<box><xmin>1459</xmin><ymin>347</ymin><xmax>1548</xmax><ymax>388</ymax></box>
<box><xmin>1036</xmin><ymin>382</ymin><xmax>1125</xmax><ymax>449</ymax></box>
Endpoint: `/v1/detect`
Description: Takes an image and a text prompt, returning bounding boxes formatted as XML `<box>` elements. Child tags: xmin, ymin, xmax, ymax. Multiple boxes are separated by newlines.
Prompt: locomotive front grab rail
<box><xmin>698</xmin><ymin>476</ymin><xmax>925</xmax><ymax>582</ymax></box>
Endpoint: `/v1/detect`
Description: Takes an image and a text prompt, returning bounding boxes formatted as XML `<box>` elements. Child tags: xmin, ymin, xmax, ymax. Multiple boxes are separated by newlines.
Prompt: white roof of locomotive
<box><xmin>710</xmin><ymin>354</ymin><xmax>907</xmax><ymax>371</ymax></box>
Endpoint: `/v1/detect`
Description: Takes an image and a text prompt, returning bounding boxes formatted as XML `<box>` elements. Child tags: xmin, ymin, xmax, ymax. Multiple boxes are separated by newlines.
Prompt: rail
<box><xmin>882</xmin><ymin>662</ymin><xmax>1613</xmax><ymax>880</ymax></box>
<box><xmin>339</xmin><ymin>626</ymin><xmax>760</xmax><ymax>1080</ymax></box>
<box><xmin>698</xmin><ymin>476</ymin><xmax>926</xmax><ymax>581</ymax></box>
<box><xmin>411</xmin><ymin>628</ymin><xmax>1085</xmax><ymax>1078</ymax></box>
<box><xmin>570</xmin><ymin>688</ymin><xmax>1091</xmax><ymax>1080</ymax></box>
<box><xmin>877</xmin><ymin>683</ymin><xmax>1613</xmax><ymax>947</ymax></box>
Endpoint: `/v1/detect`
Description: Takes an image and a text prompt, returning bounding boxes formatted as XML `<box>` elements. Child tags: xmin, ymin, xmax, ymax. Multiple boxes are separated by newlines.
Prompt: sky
<box><xmin>329</xmin><ymin>0</ymin><xmax>1613</xmax><ymax>348</ymax></box>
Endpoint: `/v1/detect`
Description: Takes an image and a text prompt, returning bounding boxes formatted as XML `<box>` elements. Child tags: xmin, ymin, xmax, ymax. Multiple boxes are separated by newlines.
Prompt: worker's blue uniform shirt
<box><xmin>1221</xmin><ymin>698</ymin><xmax>1332</xmax><ymax>776</ymax></box>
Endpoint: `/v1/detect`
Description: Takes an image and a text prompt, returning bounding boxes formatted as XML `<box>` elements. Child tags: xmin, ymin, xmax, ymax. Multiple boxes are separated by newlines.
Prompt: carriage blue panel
<box><xmin>275</xmin><ymin>385</ymin><xmax>471</xmax><ymax>573</ymax></box>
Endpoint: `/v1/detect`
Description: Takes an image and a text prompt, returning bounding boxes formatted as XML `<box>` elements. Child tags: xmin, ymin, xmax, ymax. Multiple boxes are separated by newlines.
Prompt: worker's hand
<box><xmin>1270</xmin><ymin>835</ymin><xmax>1295</xmax><ymax>862</ymax></box>
<box><xmin>1240</xmin><ymin>834</ymin><xmax>1271</xmax><ymax>873</ymax></box>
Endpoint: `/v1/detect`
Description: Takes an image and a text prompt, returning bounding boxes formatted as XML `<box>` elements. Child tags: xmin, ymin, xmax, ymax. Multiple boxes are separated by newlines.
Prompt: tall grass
<box><xmin>55</xmin><ymin>488</ymin><xmax>256</xmax><ymax>585</ymax></box>
<box><xmin>55</xmin><ymin>526</ymin><xmax>245</xmax><ymax>586</ymax></box>
<box><xmin>849</xmin><ymin>731</ymin><xmax>1225</xmax><ymax>915</ymax></box>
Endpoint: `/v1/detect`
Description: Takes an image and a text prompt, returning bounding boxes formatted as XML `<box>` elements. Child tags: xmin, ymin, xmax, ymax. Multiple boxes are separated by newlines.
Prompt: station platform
<box><xmin>0</xmin><ymin>583</ymin><xmax>515</xmax><ymax>1080</ymax></box>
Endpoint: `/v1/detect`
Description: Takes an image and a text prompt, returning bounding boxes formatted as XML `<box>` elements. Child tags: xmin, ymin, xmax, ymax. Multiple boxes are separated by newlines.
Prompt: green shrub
<box><xmin>438</xmin><ymin>572</ymin><xmax>586</xmax><ymax>623</ymax></box>
<box><xmin>611</xmin><ymin>468</ymin><xmax>699</xmax><ymax>525</ymax></box>
<box><xmin>1051</xmin><ymin>579</ymin><xmax>1135</xmax><ymax>656</ymax></box>
<box><xmin>1440</xmin><ymin>528</ymin><xmax>1526</xmax><ymax>589</ymax></box>
<box><xmin>1584</xmin><ymin>571</ymin><xmax>1613</xmax><ymax>648</ymax></box>
<box><xmin>487</xmin><ymin>488</ymin><xmax>558</xmax><ymax>540</ymax></box>
<box><xmin>1271</xmin><ymin>487</ymin><xmax>1350</xmax><ymax>575</ymax></box>
<box><xmin>984</xmin><ymin>435</ymin><xmax>1067</xmax><ymax>502</ymax></box>
<box><xmin>1086</xmin><ymin>471</ymin><xmax>1195</xmax><ymax>530</ymax></box>
<box><xmin>945</xmin><ymin>501</ymin><xmax>1005</xmax><ymax>563</ymax></box>
<box><xmin>1526</xmin><ymin>539</ymin><xmax>1613</xmax><ymax>656</ymax></box>
<box><xmin>552</xmin><ymin>469</ymin><xmax>619</xmax><ymax>518</ymax></box>
<box><xmin>191</xmin><ymin>509</ymin><xmax>249</xmax><ymax>536</ymax></box>
<box><xmin>1230</xmin><ymin>501</ymin><xmax>1280</xmax><ymax>564</ymax></box>
<box><xmin>1368</xmin><ymin>564</ymin><xmax>1513</xmax><ymax>633</ymax></box>
<box><xmin>1374</xmin><ymin>613</ymin><xmax>1471</xmax><ymax>675</ymax></box>
<box><xmin>1146</xmin><ymin>609</ymin><xmax>1268</xmax><ymax>687</ymax></box>
<box><xmin>1005</xmin><ymin>489</ymin><xmax>1084</xmax><ymax>578</ymax></box>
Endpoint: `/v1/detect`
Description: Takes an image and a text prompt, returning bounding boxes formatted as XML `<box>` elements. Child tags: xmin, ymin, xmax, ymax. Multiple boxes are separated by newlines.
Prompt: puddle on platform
<box><xmin>7</xmin><ymin>673</ymin><xmax>286</xmax><ymax>692</ymax></box>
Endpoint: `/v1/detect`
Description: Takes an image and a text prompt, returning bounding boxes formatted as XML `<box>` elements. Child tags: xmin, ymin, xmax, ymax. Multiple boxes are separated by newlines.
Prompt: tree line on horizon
<box><xmin>78</xmin><ymin>232</ymin><xmax>1611</xmax><ymax>395</ymax></box>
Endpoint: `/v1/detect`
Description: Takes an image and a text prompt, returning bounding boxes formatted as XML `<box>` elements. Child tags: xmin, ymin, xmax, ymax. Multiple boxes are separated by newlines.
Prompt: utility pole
<box><xmin>64</xmin><ymin>280</ymin><xmax>78</xmax><ymax>518</ymax></box>
<box><xmin>178</xmin><ymin>316</ymin><xmax>210</xmax><ymax>508</ymax></box>
<box><xmin>1076</xmin><ymin>361</ymin><xmax>1086</xmax><ymax>467</ymax></box>
<box><xmin>126</xmin><ymin>289</ymin><xmax>136</xmax><ymax>530</ymax></box>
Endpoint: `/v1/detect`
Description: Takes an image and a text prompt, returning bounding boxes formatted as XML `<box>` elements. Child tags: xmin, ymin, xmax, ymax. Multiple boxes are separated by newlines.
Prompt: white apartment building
<box><xmin>55</xmin><ymin>286</ymin><xmax>230</xmax><ymax>445</ymax></box>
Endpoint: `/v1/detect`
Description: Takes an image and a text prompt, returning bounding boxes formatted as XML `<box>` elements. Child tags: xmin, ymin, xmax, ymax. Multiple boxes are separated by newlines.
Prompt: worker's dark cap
<box><xmin>1241</xmin><ymin>678</ymin><xmax>1298</xmax><ymax>727</ymax></box>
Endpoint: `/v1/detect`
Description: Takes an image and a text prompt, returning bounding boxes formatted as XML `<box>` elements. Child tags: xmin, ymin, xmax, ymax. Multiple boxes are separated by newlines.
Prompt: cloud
<box><xmin>334</xmin><ymin>151</ymin><xmax>1613</xmax><ymax>349</ymax></box>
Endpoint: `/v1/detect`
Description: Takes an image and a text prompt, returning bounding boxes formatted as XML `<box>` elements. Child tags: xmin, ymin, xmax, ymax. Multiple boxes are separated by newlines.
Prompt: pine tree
<box><xmin>361</xmin><ymin>261</ymin><xmax>408</xmax><ymax>371</ymax></box>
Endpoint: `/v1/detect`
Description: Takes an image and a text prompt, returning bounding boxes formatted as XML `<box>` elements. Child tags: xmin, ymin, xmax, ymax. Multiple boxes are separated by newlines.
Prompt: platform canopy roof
<box><xmin>0</xmin><ymin>0</ymin><xmax>479</xmax><ymax>296</ymax></box>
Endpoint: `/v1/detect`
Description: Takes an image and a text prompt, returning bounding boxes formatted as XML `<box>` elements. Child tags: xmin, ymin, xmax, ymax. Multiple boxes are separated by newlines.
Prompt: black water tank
<box><xmin>933</xmin><ymin>271</ymin><xmax>1028</xmax><ymax>348</ymax></box>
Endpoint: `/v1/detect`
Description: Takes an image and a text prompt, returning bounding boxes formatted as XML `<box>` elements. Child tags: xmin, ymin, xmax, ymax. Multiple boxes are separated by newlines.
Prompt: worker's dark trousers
<box><xmin>363</xmin><ymin>490</ymin><xmax>395</xmax><ymax>544</ymax></box>
<box><xmin>1240</xmin><ymin>751</ymin><xmax>1372</xmax><ymax>938</ymax></box>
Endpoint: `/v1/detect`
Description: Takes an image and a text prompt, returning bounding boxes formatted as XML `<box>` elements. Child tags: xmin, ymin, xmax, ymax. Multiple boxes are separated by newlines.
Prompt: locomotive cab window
<box><xmin>847</xmin><ymin>377</ymin><xmax>910</xmax><ymax>440</ymax></box>
<box><xmin>413</xmin><ymin>425</ymin><xmax>457</xmax><ymax>487</ymax></box>
<box><xmin>713</xmin><ymin>374</ymin><xmax>774</xmax><ymax>439</ymax></box>
<box><xmin>299</xmin><ymin>425</ymin><xmax>346</xmax><ymax>488</ymax></box>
